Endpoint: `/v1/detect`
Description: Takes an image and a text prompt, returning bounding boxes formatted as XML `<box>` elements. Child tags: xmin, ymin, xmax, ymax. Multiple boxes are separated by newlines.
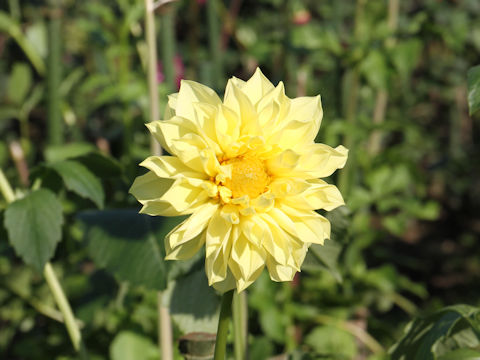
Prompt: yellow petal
<box><xmin>211</xmin><ymin>268</ymin><xmax>236</xmax><ymax>293</ymax></box>
<box><xmin>229</xmin><ymin>232</ymin><xmax>266</xmax><ymax>290</ymax></box>
<box><xmin>258</xmin><ymin>213</ymin><xmax>294</xmax><ymax>267</ymax></box>
<box><xmin>165</xmin><ymin>232</ymin><xmax>206</xmax><ymax>260</ymax></box>
<box><xmin>280</xmin><ymin>179</ymin><xmax>344</xmax><ymax>211</ymax></box>
<box><xmin>161</xmin><ymin>178</ymin><xmax>209</xmax><ymax>212</ymax></box>
<box><xmin>236</xmin><ymin>68</ymin><xmax>275</xmax><ymax>106</ymax></box>
<box><xmin>215</xmin><ymin>105</ymin><xmax>241</xmax><ymax>156</ymax></box>
<box><xmin>140</xmin><ymin>156</ymin><xmax>207</xmax><ymax>180</ymax></box>
<box><xmin>164</xmin><ymin>93</ymin><xmax>178</xmax><ymax>118</ymax></box>
<box><xmin>266</xmin><ymin>257</ymin><xmax>297</xmax><ymax>282</ymax></box>
<box><xmin>267</xmin><ymin>144</ymin><xmax>348</xmax><ymax>179</ymax></box>
<box><xmin>176</xmin><ymin>80</ymin><xmax>221</xmax><ymax>119</ymax></box>
<box><xmin>135</xmin><ymin>176</ymin><xmax>211</xmax><ymax>217</ymax></box>
<box><xmin>192</xmin><ymin>102</ymin><xmax>223</xmax><ymax>153</ymax></box>
<box><xmin>166</xmin><ymin>202</ymin><xmax>219</xmax><ymax>249</ymax></box>
<box><xmin>129</xmin><ymin>172</ymin><xmax>174</xmax><ymax>203</ymax></box>
<box><xmin>277</xmin><ymin>203</ymin><xmax>331</xmax><ymax>244</ymax></box>
<box><xmin>146</xmin><ymin>117</ymin><xmax>197</xmax><ymax>155</ymax></box>
<box><xmin>299</xmin><ymin>144</ymin><xmax>348</xmax><ymax>178</ymax></box>
<box><xmin>205</xmin><ymin>210</ymin><xmax>234</xmax><ymax>285</ymax></box>
<box><xmin>224</xmin><ymin>80</ymin><xmax>261</xmax><ymax>136</ymax></box>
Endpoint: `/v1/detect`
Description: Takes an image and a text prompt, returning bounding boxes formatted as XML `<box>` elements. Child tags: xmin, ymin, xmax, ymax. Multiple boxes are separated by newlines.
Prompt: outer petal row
<box><xmin>267</xmin><ymin>144</ymin><xmax>348</xmax><ymax>179</ymax></box>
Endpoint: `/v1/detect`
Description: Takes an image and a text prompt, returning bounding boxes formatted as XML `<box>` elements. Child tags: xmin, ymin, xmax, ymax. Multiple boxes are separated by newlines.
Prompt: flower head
<box><xmin>130</xmin><ymin>68</ymin><xmax>348</xmax><ymax>292</ymax></box>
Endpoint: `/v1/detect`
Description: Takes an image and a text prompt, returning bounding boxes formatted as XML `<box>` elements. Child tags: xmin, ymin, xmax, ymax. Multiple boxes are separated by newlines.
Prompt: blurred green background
<box><xmin>0</xmin><ymin>0</ymin><xmax>479</xmax><ymax>359</ymax></box>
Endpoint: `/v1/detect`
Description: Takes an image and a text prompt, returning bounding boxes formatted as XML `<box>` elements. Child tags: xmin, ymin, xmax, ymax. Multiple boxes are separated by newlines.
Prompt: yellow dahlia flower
<box><xmin>130</xmin><ymin>68</ymin><xmax>347</xmax><ymax>292</ymax></box>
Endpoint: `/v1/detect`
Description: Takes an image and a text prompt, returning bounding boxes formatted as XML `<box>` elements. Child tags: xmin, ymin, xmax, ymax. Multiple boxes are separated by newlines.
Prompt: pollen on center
<box><xmin>220</xmin><ymin>155</ymin><xmax>270</xmax><ymax>199</ymax></box>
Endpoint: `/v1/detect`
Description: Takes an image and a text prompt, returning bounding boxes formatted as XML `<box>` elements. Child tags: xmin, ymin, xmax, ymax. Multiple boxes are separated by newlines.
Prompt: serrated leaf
<box><xmin>4</xmin><ymin>189</ymin><xmax>63</xmax><ymax>271</ymax></box>
<box><xmin>79</xmin><ymin>210</ymin><xmax>180</xmax><ymax>290</ymax></box>
<box><xmin>110</xmin><ymin>331</ymin><xmax>158</xmax><ymax>360</ymax></box>
<box><xmin>467</xmin><ymin>65</ymin><xmax>480</xmax><ymax>115</ymax></box>
<box><xmin>165</xmin><ymin>268</ymin><xmax>220</xmax><ymax>334</ymax></box>
<box><xmin>49</xmin><ymin>160</ymin><xmax>104</xmax><ymax>209</ymax></box>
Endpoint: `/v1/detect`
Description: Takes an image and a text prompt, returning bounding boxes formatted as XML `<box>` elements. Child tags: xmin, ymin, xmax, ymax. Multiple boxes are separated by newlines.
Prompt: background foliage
<box><xmin>0</xmin><ymin>0</ymin><xmax>479</xmax><ymax>359</ymax></box>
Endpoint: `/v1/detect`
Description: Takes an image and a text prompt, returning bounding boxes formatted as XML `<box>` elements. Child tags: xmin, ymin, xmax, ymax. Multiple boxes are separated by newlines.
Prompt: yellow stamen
<box><xmin>221</xmin><ymin>155</ymin><xmax>270</xmax><ymax>199</ymax></box>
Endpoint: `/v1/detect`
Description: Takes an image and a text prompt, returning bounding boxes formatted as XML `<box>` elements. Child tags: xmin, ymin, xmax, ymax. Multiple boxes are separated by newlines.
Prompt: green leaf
<box><xmin>467</xmin><ymin>65</ymin><xmax>480</xmax><ymax>115</ymax></box>
<box><xmin>303</xmin><ymin>239</ymin><xmax>342</xmax><ymax>282</ymax></box>
<box><xmin>360</xmin><ymin>50</ymin><xmax>389</xmax><ymax>90</ymax></box>
<box><xmin>45</xmin><ymin>143</ymin><xmax>97</xmax><ymax>163</ymax></box>
<box><xmin>45</xmin><ymin>143</ymin><xmax>122</xmax><ymax>178</ymax></box>
<box><xmin>436</xmin><ymin>348</ymin><xmax>480</xmax><ymax>360</ymax></box>
<box><xmin>78</xmin><ymin>210</ymin><xmax>179</xmax><ymax>290</ymax></box>
<box><xmin>305</xmin><ymin>325</ymin><xmax>357</xmax><ymax>359</ymax></box>
<box><xmin>166</xmin><ymin>268</ymin><xmax>220</xmax><ymax>334</ymax></box>
<box><xmin>110</xmin><ymin>331</ymin><xmax>158</xmax><ymax>360</ymax></box>
<box><xmin>8</xmin><ymin>63</ymin><xmax>32</xmax><ymax>104</ymax></box>
<box><xmin>390</xmin><ymin>305</ymin><xmax>480</xmax><ymax>360</ymax></box>
<box><xmin>4</xmin><ymin>189</ymin><xmax>63</xmax><ymax>272</ymax></box>
<box><xmin>433</xmin><ymin>327</ymin><xmax>480</xmax><ymax>358</ymax></box>
<box><xmin>391</xmin><ymin>39</ymin><xmax>422</xmax><ymax>79</ymax></box>
<box><xmin>250</xmin><ymin>337</ymin><xmax>275</xmax><ymax>360</ymax></box>
<box><xmin>48</xmin><ymin>160</ymin><xmax>104</xmax><ymax>209</ymax></box>
<box><xmin>74</xmin><ymin>152</ymin><xmax>123</xmax><ymax>178</ymax></box>
<box><xmin>0</xmin><ymin>11</ymin><xmax>45</xmax><ymax>74</ymax></box>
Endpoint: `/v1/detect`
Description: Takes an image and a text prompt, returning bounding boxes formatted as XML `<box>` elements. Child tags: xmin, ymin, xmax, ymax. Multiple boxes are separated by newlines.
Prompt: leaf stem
<box><xmin>0</xmin><ymin>168</ymin><xmax>15</xmax><ymax>204</ymax></box>
<box><xmin>214</xmin><ymin>290</ymin><xmax>234</xmax><ymax>360</ymax></box>
<box><xmin>43</xmin><ymin>263</ymin><xmax>84</xmax><ymax>353</ymax></box>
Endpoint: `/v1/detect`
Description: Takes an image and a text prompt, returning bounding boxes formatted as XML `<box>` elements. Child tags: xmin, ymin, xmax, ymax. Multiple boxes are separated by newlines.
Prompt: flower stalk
<box><xmin>214</xmin><ymin>290</ymin><xmax>234</xmax><ymax>360</ymax></box>
<box><xmin>233</xmin><ymin>291</ymin><xmax>247</xmax><ymax>360</ymax></box>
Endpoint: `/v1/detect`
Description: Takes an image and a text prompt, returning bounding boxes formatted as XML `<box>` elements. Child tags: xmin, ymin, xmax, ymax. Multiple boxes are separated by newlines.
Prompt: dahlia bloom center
<box><xmin>220</xmin><ymin>155</ymin><xmax>270</xmax><ymax>199</ymax></box>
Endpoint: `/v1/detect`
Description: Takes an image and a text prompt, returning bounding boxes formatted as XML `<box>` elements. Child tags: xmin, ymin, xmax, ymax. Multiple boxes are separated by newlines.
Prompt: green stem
<box><xmin>47</xmin><ymin>0</ymin><xmax>63</xmax><ymax>145</ymax></box>
<box><xmin>207</xmin><ymin>0</ymin><xmax>223</xmax><ymax>91</ymax></box>
<box><xmin>161</xmin><ymin>5</ymin><xmax>176</xmax><ymax>92</ymax></box>
<box><xmin>44</xmin><ymin>263</ymin><xmax>83</xmax><ymax>352</ymax></box>
<box><xmin>338</xmin><ymin>0</ymin><xmax>365</xmax><ymax>196</ymax></box>
<box><xmin>233</xmin><ymin>291</ymin><xmax>247</xmax><ymax>360</ymax></box>
<box><xmin>145</xmin><ymin>0</ymin><xmax>162</xmax><ymax>156</ymax></box>
<box><xmin>0</xmin><ymin>168</ymin><xmax>15</xmax><ymax>204</ymax></box>
<box><xmin>214</xmin><ymin>290</ymin><xmax>234</xmax><ymax>360</ymax></box>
